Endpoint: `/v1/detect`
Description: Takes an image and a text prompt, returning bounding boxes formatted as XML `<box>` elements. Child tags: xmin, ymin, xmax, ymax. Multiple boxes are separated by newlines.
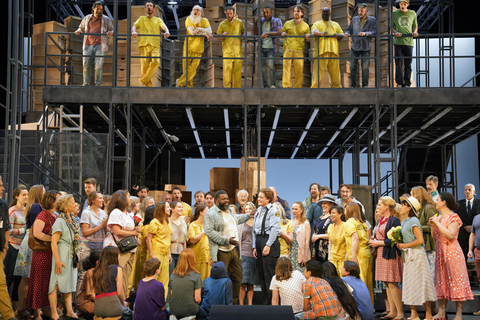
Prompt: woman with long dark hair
<box><xmin>5</xmin><ymin>185</ymin><xmax>28</xmax><ymax>313</ymax></box>
<box><xmin>168</xmin><ymin>248</ymin><xmax>206</xmax><ymax>319</ymax></box>
<box><xmin>93</xmin><ymin>247</ymin><xmax>132</xmax><ymax>320</ymax></box>
<box><xmin>75</xmin><ymin>250</ymin><xmax>101</xmax><ymax>320</ymax></box>
<box><xmin>430</xmin><ymin>192</ymin><xmax>473</xmax><ymax>320</ymax></box>
<box><xmin>322</xmin><ymin>261</ymin><xmax>359</xmax><ymax>320</ymax></box>
<box><xmin>104</xmin><ymin>190</ymin><xmax>141</xmax><ymax>297</ymax></box>
<box><xmin>14</xmin><ymin>184</ymin><xmax>44</xmax><ymax>320</ymax></box>
<box><xmin>26</xmin><ymin>191</ymin><xmax>59</xmax><ymax>320</ymax></box>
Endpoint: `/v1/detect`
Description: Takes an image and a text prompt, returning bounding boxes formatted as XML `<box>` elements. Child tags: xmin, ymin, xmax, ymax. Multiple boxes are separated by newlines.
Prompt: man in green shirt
<box><xmin>392</xmin><ymin>0</ymin><xmax>418</xmax><ymax>87</ymax></box>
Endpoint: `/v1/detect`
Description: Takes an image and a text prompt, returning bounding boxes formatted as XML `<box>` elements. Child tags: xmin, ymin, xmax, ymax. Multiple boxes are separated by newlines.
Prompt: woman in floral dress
<box><xmin>311</xmin><ymin>194</ymin><xmax>335</xmax><ymax>263</ymax></box>
<box><xmin>430</xmin><ymin>192</ymin><xmax>473</xmax><ymax>320</ymax></box>
<box><xmin>289</xmin><ymin>202</ymin><xmax>310</xmax><ymax>272</ymax></box>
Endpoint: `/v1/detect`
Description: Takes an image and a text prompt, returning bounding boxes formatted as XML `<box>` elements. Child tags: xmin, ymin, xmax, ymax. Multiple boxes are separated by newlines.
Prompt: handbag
<box><xmin>112</xmin><ymin>234</ymin><xmax>138</xmax><ymax>253</ymax></box>
<box><xmin>28</xmin><ymin>229</ymin><xmax>51</xmax><ymax>251</ymax></box>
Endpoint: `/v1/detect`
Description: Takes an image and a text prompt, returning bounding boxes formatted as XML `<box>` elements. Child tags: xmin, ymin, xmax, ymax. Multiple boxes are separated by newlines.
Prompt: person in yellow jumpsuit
<box><xmin>146</xmin><ymin>201</ymin><xmax>172</xmax><ymax>299</ymax></box>
<box><xmin>176</xmin><ymin>5</ymin><xmax>212</xmax><ymax>87</ymax></box>
<box><xmin>132</xmin><ymin>1</ymin><xmax>170</xmax><ymax>87</ymax></box>
<box><xmin>344</xmin><ymin>203</ymin><xmax>374</xmax><ymax>305</ymax></box>
<box><xmin>187</xmin><ymin>204</ymin><xmax>212</xmax><ymax>281</ymax></box>
<box><xmin>326</xmin><ymin>205</ymin><xmax>346</xmax><ymax>276</ymax></box>
<box><xmin>217</xmin><ymin>7</ymin><xmax>245</xmax><ymax>88</ymax></box>
<box><xmin>281</xmin><ymin>5</ymin><xmax>310</xmax><ymax>88</ymax></box>
<box><xmin>311</xmin><ymin>7</ymin><xmax>344</xmax><ymax>88</ymax></box>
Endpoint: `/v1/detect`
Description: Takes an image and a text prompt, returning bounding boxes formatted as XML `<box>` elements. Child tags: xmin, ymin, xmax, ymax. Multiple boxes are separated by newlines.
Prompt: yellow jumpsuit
<box><xmin>148</xmin><ymin>218</ymin><xmax>172</xmax><ymax>299</ymax></box>
<box><xmin>181</xmin><ymin>201</ymin><xmax>193</xmax><ymax>222</ymax></box>
<box><xmin>279</xmin><ymin>219</ymin><xmax>293</xmax><ymax>256</ymax></box>
<box><xmin>178</xmin><ymin>17</ymin><xmax>211</xmax><ymax>87</ymax></box>
<box><xmin>134</xmin><ymin>16</ymin><xmax>166</xmax><ymax>87</ymax></box>
<box><xmin>327</xmin><ymin>221</ymin><xmax>346</xmax><ymax>276</ymax></box>
<box><xmin>127</xmin><ymin>224</ymin><xmax>149</xmax><ymax>292</ymax></box>
<box><xmin>217</xmin><ymin>18</ymin><xmax>245</xmax><ymax>88</ymax></box>
<box><xmin>282</xmin><ymin>20</ymin><xmax>310</xmax><ymax>88</ymax></box>
<box><xmin>187</xmin><ymin>220</ymin><xmax>211</xmax><ymax>281</ymax></box>
<box><xmin>344</xmin><ymin>218</ymin><xmax>373</xmax><ymax>304</ymax></box>
<box><xmin>311</xmin><ymin>20</ymin><xmax>343</xmax><ymax>88</ymax></box>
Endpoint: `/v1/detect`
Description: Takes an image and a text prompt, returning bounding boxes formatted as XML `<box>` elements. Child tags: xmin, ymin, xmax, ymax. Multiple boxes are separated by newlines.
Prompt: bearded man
<box><xmin>176</xmin><ymin>5</ymin><xmax>212</xmax><ymax>87</ymax></box>
<box><xmin>204</xmin><ymin>190</ymin><xmax>250</xmax><ymax>304</ymax></box>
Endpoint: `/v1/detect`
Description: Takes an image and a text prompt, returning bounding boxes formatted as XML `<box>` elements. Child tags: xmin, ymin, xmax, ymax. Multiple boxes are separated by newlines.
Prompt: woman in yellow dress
<box><xmin>327</xmin><ymin>205</ymin><xmax>346</xmax><ymax>276</ymax></box>
<box><xmin>146</xmin><ymin>201</ymin><xmax>172</xmax><ymax>298</ymax></box>
<box><xmin>128</xmin><ymin>204</ymin><xmax>155</xmax><ymax>292</ymax></box>
<box><xmin>344</xmin><ymin>203</ymin><xmax>373</xmax><ymax>304</ymax></box>
<box><xmin>187</xmin><ymin>204</ymin><xmax>211</xmax><ymax>281</ymax></box>
<box><xmin>273</xmin><ymin>202</ymin><xmax>293</xmax><ymax>257</ymax></box>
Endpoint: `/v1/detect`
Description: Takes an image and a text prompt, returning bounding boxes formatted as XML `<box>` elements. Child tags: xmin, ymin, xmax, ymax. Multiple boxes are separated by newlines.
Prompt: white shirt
<box><xmin>219</xmin><ymin>210</ymin><xmax>238</xmax><ymax>252</ymax></box>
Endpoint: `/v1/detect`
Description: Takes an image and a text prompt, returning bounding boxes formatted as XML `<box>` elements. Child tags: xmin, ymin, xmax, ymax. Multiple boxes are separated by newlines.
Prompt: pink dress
<box><xmin>432</xmin><ymin>212</ymin><xmax>473</xmax><ymax>301</ymax></box>
<box><xmin>375</xmin><ymin>221</ymin><xmax>403</xmax><ymax>283</ymax></box>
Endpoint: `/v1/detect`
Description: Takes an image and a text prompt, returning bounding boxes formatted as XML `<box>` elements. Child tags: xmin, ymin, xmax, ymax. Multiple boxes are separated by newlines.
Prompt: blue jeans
<box><xmin>394</xmin><ymin>44</ymin><xmax>413</xmax><ymax>87</ymax></box>
<box><xmin>82</xmin><ymin>43</ymin><xmax>106</xmax><ymax>86</ymax></box>
<box><xmin>350</xmin><ymin>49</ymin><xmax>371</xmax><ymax>88</ymax></box>
<box><xmin>169</xmin><ymin>253</ymin><xmax>180</xmax><ymax>276</ymax></box>
<box><xmin>261</xmin><ymin>48</ymin><xmax>276</xmax><ymax>87</ymax></box>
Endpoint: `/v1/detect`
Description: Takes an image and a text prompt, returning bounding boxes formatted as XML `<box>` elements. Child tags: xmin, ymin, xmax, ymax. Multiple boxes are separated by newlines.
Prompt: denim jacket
<box><xmin>204</xmin><ymin>205</ymin><xmax>250</xmax><ymax>262</ymax></box>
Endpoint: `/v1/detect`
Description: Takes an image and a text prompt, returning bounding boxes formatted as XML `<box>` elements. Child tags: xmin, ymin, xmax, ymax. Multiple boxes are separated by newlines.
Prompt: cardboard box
<box><xmin>164</xmin><ymin>184</ymin><xmax>187</xmax><ymax>192</ymax></box>
<box><xmin>148</xmin><ymin>190</ymin><xmax>167</xmax><ymax>202</ymax></box>
<box><xmin>203</xmin><ymin>6</ymin><xmax>226</xmax><ymax>19</ymax></box>
<box><xmin>206</xmin><ymin>0</ymin><xmax>225</xmax><ymax>8</ymax></box>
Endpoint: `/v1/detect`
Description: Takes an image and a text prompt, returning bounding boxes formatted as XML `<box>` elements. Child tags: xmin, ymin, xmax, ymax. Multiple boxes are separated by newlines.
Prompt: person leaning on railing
<box><xmin>344</xmin><ymin>3</ymin><xmax>377</xmax><ymax>88</ymax></box>
<box><xmin>217</xmin><ymin>6</ymin><xmax>245</xmax><ymax>88</ymax></box>
<box><xmin>310</xmin><ymin>7</ymin><xmax>344</xmax><ymax>88</ymax></box>
<box><xmin>132</xmin><ymin>0</ymin><xmax>170</xmax><ymax>87</ymax></box>
<box><xmin>74</xmin><ymin>1</ymin><xmax>113</xmax><ymax>87</ymax></box>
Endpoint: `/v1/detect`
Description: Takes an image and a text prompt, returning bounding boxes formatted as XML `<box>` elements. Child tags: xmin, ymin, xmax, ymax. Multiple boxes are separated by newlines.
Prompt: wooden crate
<box><xmin>206</xmin><ymin>0</ymin><xmax>225</xmax><ymax>8</ymax></box>
<box><xmin>240</xmin><ymin>157</ymin><xmax>265</xmax><ymax>171</ymax></box>
<box><xmin>165</xmin><ymin>184</ymin><xmax>187</xmax><ymax>192</ymax></box>
<box><xmin>210</xmin><ymin>168</ymin><xmax>240</xmax><ymax>191</ymax></box>
<box><xmin>239</xmin><ymin>170</ymin><xmax>266</xmax><ymax>189</ymax></box>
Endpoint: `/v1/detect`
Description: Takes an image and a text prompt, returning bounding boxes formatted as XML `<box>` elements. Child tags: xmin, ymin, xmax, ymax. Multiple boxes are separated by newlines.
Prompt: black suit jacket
<box><xmin>457</xmin><ymin>198</ymin><xmax>480</xmax><ymax>240</ymax></box>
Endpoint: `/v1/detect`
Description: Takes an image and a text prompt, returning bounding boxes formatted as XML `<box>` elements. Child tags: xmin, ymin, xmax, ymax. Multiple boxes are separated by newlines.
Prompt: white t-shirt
<box><xmin>104</xmin><ymin>208</ymin><xmax>137</xmax><ymax>252</ymax></box>
<box><xmin>219</xmin><ymin>210</ymin><xmax>239</xmax><ymax>252</ymax></box>
<box><xmin>80</xmin><ymin>208</ymin><xmax>107</xmax><ymax>250</ymax></box>
<box><xmin>269</xmin><ymin>270</ymin><xmax>305</xmax><ymax>313</ymax></box>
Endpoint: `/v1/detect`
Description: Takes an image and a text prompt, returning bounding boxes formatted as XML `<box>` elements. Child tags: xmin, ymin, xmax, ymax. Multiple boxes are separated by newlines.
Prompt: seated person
<box><xmin>270</xmin><ymin>256</ymin><xmax>305</xmax><ymax>314</ymax></box>
<box><xmin>76</xmin><ymin>250</ymin><xmax>101</xmax><ymax>320</ymax></box>
<box><xmin>200</xmin><ymin>261</ymin><xmax>233</xmax><ymax>315</ymax></box>
<box><xmin>341</xmin><ymin>261</ymin><xmax>374</xmax><ymax>320</ymax></box>
<box><xmin>134</xmin><ymin>258</ymin><xmax>168</xmax><ymax>320</ymax></box>
<box><xmin>295</xmin><ymin>260</ymin><xmax>342</xmax><ymax>320</ymax></box>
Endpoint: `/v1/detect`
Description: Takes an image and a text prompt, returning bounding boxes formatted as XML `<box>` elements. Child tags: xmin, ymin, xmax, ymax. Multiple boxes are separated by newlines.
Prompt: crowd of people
<box><xmin>0</xmin><ymin>173</ymin><xmax>479</xmax><ymax>320</ymax></box>
<box><xmin>76</xmin><ymin>0</ymin><xmax>418</xmax><ymax>89</ymax></box>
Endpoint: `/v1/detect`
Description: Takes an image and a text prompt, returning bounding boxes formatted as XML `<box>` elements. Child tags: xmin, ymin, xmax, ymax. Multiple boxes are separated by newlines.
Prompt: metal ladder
<box><xmin>59</xmin><ymin>105</ymin><xmax>83</xmax><ymax>196</ymax></box>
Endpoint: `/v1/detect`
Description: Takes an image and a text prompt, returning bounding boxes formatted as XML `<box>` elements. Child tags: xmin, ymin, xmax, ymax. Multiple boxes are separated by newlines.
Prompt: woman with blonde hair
<box><xmin>137</xmin><ymin>196</ymin><xmax>155</xmax><ymax>221</ymax></box>
<box><xmin>14</xmin><ymin>184</ymin><xmax>44</xmax><ymax>320</ymax></box>
<box><xmin>289</xmin><ymin>201</ymin><xmax>310</xmax><ymax>272</ymax></box>
<box><xmin>128</xmin><ymin>196</ymin><xmax>141</xmax><ymax>216</ymax></box>
<box><xmin>369</xmin><ymin>196</ymin><xmax>403</xmax><ymax>320</ymax></box>
<box><xmin>168</xmin><ymin>248</ymin><xmax>206</xmax><ymax>319</ymax></box>
<box><xmin>147</xmin><ymin>201</ymin><xmax>172</xmax><ymax>298</ymax></box>
<box><xmin>345</xmin><ymin>203</ymin><xmax>373</xmax><ymax>304</ymax></box>
<box><xmin>238</xmin><ymin>201</ymin><xmax>258</xmax><ymax>305</ymax></box>
<box><xmin>48</xmin><ymin>194</ymin><xmax>81</xmax><ymax>320</ymax></box>
<box><xmin>273</xmin><ymin>202</ymin><xmax>293</xmax><ymax>257</ymax></box>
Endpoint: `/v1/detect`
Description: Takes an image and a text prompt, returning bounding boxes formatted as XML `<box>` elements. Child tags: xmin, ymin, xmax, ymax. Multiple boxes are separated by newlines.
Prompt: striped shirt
<box><xmin>8</xmin><ymin>207</ymin><xmax>26</xmax><ymax>250</ymax></box>
<box><xmin>302</xmin><ymin>277</ymin><xmax>342</xmax><ymax>319</ymax></box>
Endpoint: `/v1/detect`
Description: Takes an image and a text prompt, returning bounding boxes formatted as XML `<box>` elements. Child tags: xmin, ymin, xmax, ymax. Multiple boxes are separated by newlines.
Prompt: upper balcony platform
<box><xmin>42</xmin><ymin>86</ymin><xmax>480</xmax><ymax>107</ymax></box>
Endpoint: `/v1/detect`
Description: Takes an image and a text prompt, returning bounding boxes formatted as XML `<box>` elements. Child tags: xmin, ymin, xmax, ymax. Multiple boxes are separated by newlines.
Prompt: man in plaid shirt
<box><xmin>295</xmin><ymin>260</ymin><xmax>342</xmax><ymax>320</ymax></box>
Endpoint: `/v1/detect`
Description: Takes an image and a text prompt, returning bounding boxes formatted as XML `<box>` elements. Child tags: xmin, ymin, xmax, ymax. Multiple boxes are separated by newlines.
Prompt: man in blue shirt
<box><xmin>344</xmin><ymin>3</ymin><xmax>377</xmax><ymax>88</ymax></box>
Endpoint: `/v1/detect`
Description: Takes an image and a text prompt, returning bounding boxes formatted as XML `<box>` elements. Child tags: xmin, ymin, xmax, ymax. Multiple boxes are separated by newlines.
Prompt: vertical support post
<box><xmin>373</xmin><ymin>104</ymin><xmax>381</xmax><ymax>202</ymax></box>
<box><xmin>140</xmin><ymin>127</ymin><xmax>146</xmax><ymax>186</ymax></box>
<box><xmin>126</xmin><ymin>0</ymin><xmax>131</xmax><ymax>87</ymax></box>
<box><xmin>256</xmin><ymin>105</ymin><xmax>262</xmax><ymax>194</ymax></box>
<box><xmin>112</xmin><ymin>0</ymin><xmax>118</xmax><ymax>86</ymax></box>
<box><xmin>243</xmin><ymin>104</ymin><xmax>248</xmax><ymax>189</ymax></box>
<box><xmin>338</xmin><ymin>146</ymin><xmax>343</xmax><ymax>186</ymax></box>
<box><xmin>354</xmin><ymin>129</ymin><xmax>361</xmax><ymax>184</ymax></box>
<box><xmin>329</xmin><ymin>157</ymin><xmax>333</xmax><ymax>193</ymax></box>
<box><xmin>106</xmin><ymin>103</ymin><xmax>114</xmax><ymax>194</ymax></box>
<box><xmin>125</xmin><ymin>103</ymin><xmax>132</xmax><ymax>190</ymax></box>
<box><xmin>367</xmin><ymin>127</ymin><xmax>372</xmax><ymax>187</ymax></box>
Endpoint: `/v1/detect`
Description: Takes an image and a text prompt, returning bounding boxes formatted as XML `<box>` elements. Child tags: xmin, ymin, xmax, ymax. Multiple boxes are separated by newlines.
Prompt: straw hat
<box><xmin>399</xmin><ymin>196</ymin><xmax>421</xmax><ymax>216</ymax></box>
